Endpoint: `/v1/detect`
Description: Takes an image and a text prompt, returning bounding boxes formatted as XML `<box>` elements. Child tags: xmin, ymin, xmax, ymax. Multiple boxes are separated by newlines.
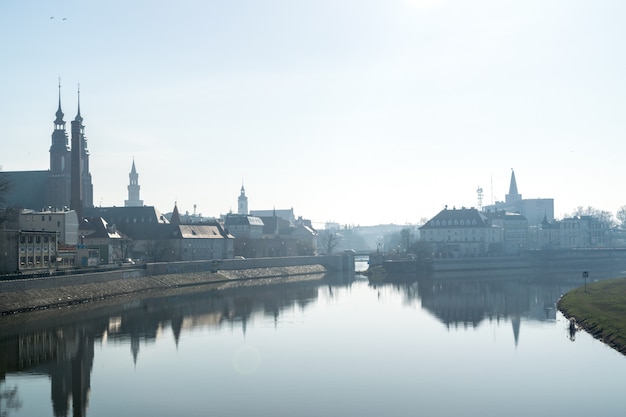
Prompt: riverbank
<box><xmin>558</xmin><ymin>277</ymin><xmax>626</xmax><ymax>355</ymax></box>
<box><xmin>0</xmin><ymin>264</ymin><xmax>327</xmax><ymax>316</ymax></box>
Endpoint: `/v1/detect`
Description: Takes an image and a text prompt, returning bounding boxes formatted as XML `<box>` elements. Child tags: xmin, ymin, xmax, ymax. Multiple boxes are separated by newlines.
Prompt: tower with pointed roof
<box><xmin>47</xmin><ymin>80</ymin><xmax>72</xmax><ymax>209</ymax></box>
<box><xmin>46</xmin><ymin>81</ymin><xmax>94</xmax><ymax>215</ymax></box>
<box><xmin>70</xmin><ymin>86</ymin><xmax>84</xmax><ymax>219</ymax></box>
<box><xmin>238</xmin><ymin>183</ymin><xmax>248</xmax><ymax>215</ymax></box>
<box><xmin>125</xmin><ymin>160</ymin><xmax>143</xmax><ymax>207</ymax></box>
<box><xmin>505</xmin><ymin>169</ymin><xmax>522</xmax><ymax>204</ymax></box>
<box><xmin>170</xmin><ymin>202</ymin><xmax>181</xmax><ymax>225</ymax></box>
<box><xmin>77</xmin><ymin>87</ymin><xmax>93</xmax><ymax>210</ymax></box>
<box><xmin>483</xmin><ymin>168</ymin><xmax>553</xmax><ymax>226</ymax></box>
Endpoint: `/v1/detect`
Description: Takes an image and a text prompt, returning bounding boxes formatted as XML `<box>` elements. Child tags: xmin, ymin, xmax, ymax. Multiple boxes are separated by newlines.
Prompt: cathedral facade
<box><xmin>0</xmin><ymin>83</ymin><xmax>94</xmax><ymax>213</ymax></box>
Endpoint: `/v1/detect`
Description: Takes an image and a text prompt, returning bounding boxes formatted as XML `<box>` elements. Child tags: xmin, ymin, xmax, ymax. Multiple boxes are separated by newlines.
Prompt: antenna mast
<box><xmin>476</xmin><ymin>187</ymin><xmax>484</xmax><ymax>211</ymax></box>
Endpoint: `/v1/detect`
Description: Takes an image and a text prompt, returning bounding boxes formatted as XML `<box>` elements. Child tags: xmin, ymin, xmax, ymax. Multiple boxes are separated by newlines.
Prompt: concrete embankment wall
<box><xmin>146</xmin><ymin>254</ymin><xmax>352</xmax><ymax>275</ymax></box>
<box><xmin>0</xmin><ymin>254</ymin><xmax>353</xmax><ymax>316</ymax></box>
<box><xmin>432</xmin><ymin>256</ymin><xmax>529</xmax><ymax>272</ymax></box>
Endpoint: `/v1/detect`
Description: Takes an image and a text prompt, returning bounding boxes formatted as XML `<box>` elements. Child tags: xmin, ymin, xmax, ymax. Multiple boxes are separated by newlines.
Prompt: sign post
<box><xmin>583</xmin><ymin>271</ymin><xmax>589</xmax><ymax>292</ymax></box>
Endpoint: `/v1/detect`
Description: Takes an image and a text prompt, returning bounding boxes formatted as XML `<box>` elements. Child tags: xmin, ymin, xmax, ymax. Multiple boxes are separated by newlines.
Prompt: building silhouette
<box><xmin>124</xmin><ymin>160</ymin><xmax>143</xmax><ymax>207</ymax></box>
<box><xmin>238</xmin><ymin>184</ymin><xmax>248</xmax><ymax>215</ymax></box>
<box><xmin>483</xmin><ymin>169</ymin><xmax>553</xmax><ymax>226</ymax></box>
<box><xmin>0</xmin><ymin>82</ymin><xmax>94</xmax><ymax>213</ymax></box>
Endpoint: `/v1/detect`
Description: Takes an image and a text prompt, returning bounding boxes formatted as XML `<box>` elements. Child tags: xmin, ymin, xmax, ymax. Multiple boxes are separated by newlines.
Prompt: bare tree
<box><xmin>617</xmin><ymin>206</ymin><xmax>626</xmax><ymax>228</ymax></box>
<box><xmin>120</xmin><ymin>236</ymin><xmax>134</xmax><ymax>260</ymax></box>
<box><xmin>567</xmin><ymin>206</ymin><xmax>616</xmax><ymax>228</ymax></box>
<box><xmin>400</xmin><ymin>228</ymin><xmax>412</xmax><ymax>254</ymax></box>
<box><xmin>145</xmin><ymin>240</ymin><xmax>173</xmax><ymax>262</ymax></box>
<box><xmin>322</xmin><ymin>232</ymin><xmax>340</xmax><ymax>255</ymax></box>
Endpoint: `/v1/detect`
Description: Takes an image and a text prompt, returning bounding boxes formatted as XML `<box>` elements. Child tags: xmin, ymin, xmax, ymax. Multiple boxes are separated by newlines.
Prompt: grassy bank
<box><xmin>558</xmin><ymin>277</ymin><xmax>626</xmax><ymax>355</ymax></box>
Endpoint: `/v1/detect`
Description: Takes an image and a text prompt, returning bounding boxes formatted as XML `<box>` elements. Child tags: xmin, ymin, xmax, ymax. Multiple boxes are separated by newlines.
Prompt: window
<box><xmin>42</xmin><ymin>216</ymin><xmax>45</xmax><ymax>221</ymax></box>
<box><xmin>57</xmin><ymin>221</ymin><xmax>61</xmax><ymax>227</ymax></box>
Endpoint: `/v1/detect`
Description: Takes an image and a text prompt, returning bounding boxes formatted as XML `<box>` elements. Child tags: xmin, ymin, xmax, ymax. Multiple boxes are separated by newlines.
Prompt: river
<box><xmin>1</xmin><ymin>261</ymin><xmax>625</xmax><ymax>417</ymax></box>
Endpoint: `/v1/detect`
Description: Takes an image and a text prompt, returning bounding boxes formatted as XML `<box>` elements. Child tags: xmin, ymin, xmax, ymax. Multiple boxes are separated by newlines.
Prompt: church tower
<box><xmin>125</xmin><ymin>159</ymin><xmax>143</xmax><ymax>207</ymax></box>
<box><xmin>70</xmin><ymin>87</ymin><xmax>84</xmax><ymax>220</ymax></box>
<box><xmin>78</xmin><ymin>87</ymin><xmax>93</xmax><ymax>209</ymax></box>
<box><xmin>505</xmin><ymin>169</ymin><xmax>522</xmax><ymax>204</ymax></box>
<box><xmin>47</xmin><ymin>80</ymin><xmax>72</xmax><ymax>209</ymax></box>
<box><xmin>238</xmin><ymin>183</ymin><xmax>248</xmax><ymax>215</ymax></box>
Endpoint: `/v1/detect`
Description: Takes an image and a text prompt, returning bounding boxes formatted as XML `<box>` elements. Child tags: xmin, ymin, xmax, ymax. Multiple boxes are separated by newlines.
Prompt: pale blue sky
<box><xmin>2</xmin><ymin>0</ymin><xmax>625</xmax><ymax>226</ymax></box>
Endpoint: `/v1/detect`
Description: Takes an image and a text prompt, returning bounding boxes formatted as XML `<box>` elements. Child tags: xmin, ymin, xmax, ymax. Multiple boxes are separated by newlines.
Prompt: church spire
<box><xmin>509</xmin><ymin>169</ymin><xmax>518</xmax><ymax>196</ymax></box>
<box><xmin>74</xmin><ymin>83</ymin><xmax>83</xmax><ymax>122</ymax></box>
<box><xmin>171</xmin><ymin>202</ymin><xmax>181</xmax><ymax>225</ymax></box>
<box><xmin>54</xmin><ymin>78</ymin><xmax>65</xmax><ymax>128</ymax></box>
<box><xmin>125</xmin><ymin>158</ymin><xmax>143</xmax><ymax>207</ymax></box>
<box><xmin>238</xmin><ymin>181</ymin><xmax>248</xmax><ymax>215</ymax></box>
<box><xmin>505</xmin><ymin>169</ymin><xmax>522</xmax><ymax>203</ymax></box>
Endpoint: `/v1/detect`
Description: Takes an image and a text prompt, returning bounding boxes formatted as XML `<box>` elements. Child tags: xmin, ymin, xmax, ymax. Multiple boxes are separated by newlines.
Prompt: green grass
<box><xmin>558</xmin><ymin>277</ymin><xmax>626</xmax><ymax>355</ymax></box>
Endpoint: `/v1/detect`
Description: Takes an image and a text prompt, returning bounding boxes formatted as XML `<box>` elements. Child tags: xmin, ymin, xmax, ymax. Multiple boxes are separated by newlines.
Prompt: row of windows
<box><xmin>20</xmin><ymin>255</ymin><xmax>52</xmax><ymax>266</ymax></box>
<box><xmin>433</xmin><ymin>219</ymin><xmax>479</xmax><ymax>226</ymax></box>
<box><xmin>19</xmin><ymin>236</ymin><xmax>54</xmax><ymax>244</ymax></box>
<box><xmin>20</xmin><ymin>247</ymin><xmax>54</xmax><ymax>253</ymax></box>
<box><xmin>22</xmin><ymin>215</ymin><xmax>52</xmax><ymax>222</ymax></box>
<box><xmin>426</xmin><ymin>229</ymin><xmax>487</xmax><ymax>236</ymax></box>
<box><xmin>113</xmin><ymin>217</ymin><xmax>155</xmax><ymax>223</ymax></box>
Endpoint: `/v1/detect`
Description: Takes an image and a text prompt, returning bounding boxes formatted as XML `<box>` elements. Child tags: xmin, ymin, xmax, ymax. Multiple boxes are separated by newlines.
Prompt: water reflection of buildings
<box><xmin>0</xmin><ymin>323</ymin><xmax>101</xmax><ymax>417</ymax></box>
<box><xmin>0</xmin><ymin>274</ymin><xmax>351</xmax><ymax>416</ymax></box>
<box><xmin>374</xmin><ymin>271</ymin><xmax>589</xmax><ymax>348</ymax></box>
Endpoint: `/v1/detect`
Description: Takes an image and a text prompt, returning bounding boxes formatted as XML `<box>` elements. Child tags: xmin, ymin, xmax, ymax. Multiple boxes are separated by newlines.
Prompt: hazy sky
<box><xmin>2</xmin><ymin>0</ymin><xmax>625</xmax><ymax>227</ymax></box>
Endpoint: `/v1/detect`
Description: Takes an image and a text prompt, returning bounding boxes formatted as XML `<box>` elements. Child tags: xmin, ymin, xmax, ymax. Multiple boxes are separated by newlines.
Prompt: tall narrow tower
<box><xmin>505</xmin><ymin>169</ymin><xmax>522</xmax><ymax>204</ymax></box>
<box><xmin>47</xmin><ymin>80</ymin><xmax>72</xmax><ymax>209</ymax></box>
<box><xmin>81</xmin><ymin>104</ymin><xmax>93</xmax><ymax>209</ymax></box>
<box><xmin>238</xmin><ymin>183</ymin><xmax>248</xmax><ymax>215</ymax></box>
<box><xmin>70</xmin><ymin>86</ymin><xmax>84</xmax><ymax>220</ymax></box>
<box><xmin>125</xmin><ymin>159</ymin><xmax>143</xmax><ymax>207</ymax></box>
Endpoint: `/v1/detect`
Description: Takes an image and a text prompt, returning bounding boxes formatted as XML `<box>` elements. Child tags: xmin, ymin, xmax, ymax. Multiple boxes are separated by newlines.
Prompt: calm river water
<box><xmin>1</xmin><ymin>261</ymin><xmax>625</xmax><ymax>417</ymax></box>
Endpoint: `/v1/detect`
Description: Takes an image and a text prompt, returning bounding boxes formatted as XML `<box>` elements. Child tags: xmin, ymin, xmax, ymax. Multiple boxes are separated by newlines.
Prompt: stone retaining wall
<box><xmin>0</xmin><ymin>264</ymin><xmax>327</xmax><ymax>316</ymax></box>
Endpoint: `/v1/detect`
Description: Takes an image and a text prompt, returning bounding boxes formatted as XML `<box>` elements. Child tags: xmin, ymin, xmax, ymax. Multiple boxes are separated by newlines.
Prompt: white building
<box><xmin>19</xmin><ymin>209</ymin><xmax>79</xmax><ymax>245</ymax></box>
<box><xmin>419</xmin><ymin>207</ymin><xmax>503</xmax><ymax>258</ymax></box>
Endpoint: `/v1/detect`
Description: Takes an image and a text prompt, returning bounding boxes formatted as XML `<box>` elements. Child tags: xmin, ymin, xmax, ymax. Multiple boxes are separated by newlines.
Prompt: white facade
<box><xmin>420</xmin><ymin>207</ymin><xmax>503</xmax><ymax>257</ymax></box>
<box><xmin>17</xmin><ymin>230</ymin><xmax>58</xmax><ymax>272</ymax></box>
<box><xmin>19</xmin><ymin>209</ymin><xmax>79</xmax><ymax>245</ymax></box>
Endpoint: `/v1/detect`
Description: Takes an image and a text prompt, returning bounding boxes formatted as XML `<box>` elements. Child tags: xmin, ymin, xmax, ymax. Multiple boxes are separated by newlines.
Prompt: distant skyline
<box><xmin>2</xmin><ymin>0</ymin><xmax>626</xmax><ymax>226</ymax></box>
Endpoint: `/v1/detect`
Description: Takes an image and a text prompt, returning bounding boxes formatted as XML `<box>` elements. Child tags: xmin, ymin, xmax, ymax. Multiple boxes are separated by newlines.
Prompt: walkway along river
<box><xmin>0</xmin><ymin>254</ymin><xmax>355</xmax><ymax>315</ymax></box>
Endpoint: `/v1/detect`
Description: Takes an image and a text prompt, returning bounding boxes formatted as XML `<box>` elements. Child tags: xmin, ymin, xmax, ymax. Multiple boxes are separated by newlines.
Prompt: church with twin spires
<box><xmin>0</xmin><ymin>82</ymin><xmax>94</xmax><ymax>215</ymax></box>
